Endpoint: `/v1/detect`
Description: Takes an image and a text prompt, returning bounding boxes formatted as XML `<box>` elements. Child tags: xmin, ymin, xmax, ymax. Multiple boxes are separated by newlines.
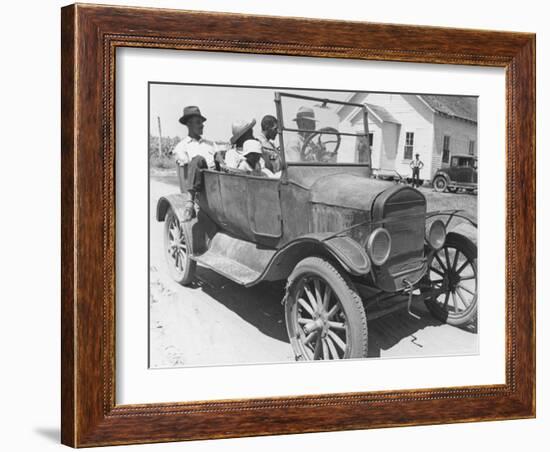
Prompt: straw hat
<box><xmin>230</xmin><ymin>119</ymin><xmax>256</xmax><ymax>145</ymax></box>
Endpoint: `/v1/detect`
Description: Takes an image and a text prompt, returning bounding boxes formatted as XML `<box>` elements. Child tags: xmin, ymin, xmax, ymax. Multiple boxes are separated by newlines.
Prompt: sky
<box><xmin>148</xmin><ymin>83</ymin><xmax>351</xmax><ymax>141</ymax></box>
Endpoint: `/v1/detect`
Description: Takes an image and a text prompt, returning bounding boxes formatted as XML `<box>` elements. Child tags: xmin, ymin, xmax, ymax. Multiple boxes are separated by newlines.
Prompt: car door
<box><xmin>246</xmin><ymin>176</ymin><xmax>282</xmax><ymax>242</ymax></box>
<box><xmin>206</xmin><ymin>171</ymin><xmax>282</xmax><ymax>243</ymax></box>
<box><xmin>217</xmin><ymin>172</ymin><xmax>253</xmax><ymax>240</ymax></box>
<box><xmin>448</xmin><ymin>157</ymin><xmax>460</xmax><ymax>183</ymax></box>
<box><xmin>457</xmin><ymin>158</ymin><xmax>475</xmax><ymax>184</ymax></box>
<box><xmin>464</xmin><ymin>159</ymin><xmax>477</xmax><ymax>184</ymax></box>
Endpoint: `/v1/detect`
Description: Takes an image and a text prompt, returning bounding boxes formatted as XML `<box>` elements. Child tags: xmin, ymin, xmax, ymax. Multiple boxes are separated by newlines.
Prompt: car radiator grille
<box><xmin>371</xmin><ymin>186</ymin><xmax>427</xmax><ymax>291</ymax></box>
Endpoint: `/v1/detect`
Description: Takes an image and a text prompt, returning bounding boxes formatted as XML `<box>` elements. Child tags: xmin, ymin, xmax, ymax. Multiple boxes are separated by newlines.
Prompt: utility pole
<box><xmin>157</xmin><ymin>116</ymin><xmax>162</xmax><ymax>157</ymax></box>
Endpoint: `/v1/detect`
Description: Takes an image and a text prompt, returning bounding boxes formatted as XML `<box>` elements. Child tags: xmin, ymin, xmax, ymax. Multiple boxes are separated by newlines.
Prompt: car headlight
<box><xmin>367</xmin><ymin>228</ymin><xmax>392</xmax><ymax>266</ymax></box>
<box><xmin>426</xmin><ymin>220</ymin><xmax>446</xmax><ymax>250</ymax></box>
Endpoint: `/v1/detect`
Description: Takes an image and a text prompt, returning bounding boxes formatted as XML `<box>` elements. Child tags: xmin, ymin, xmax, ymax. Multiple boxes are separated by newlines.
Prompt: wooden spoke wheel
<box><xmin>284</xmin><ymin>257</ymin><xmax>368</xmax><ymax>360</ymax></box>
<box><xmin>163</xmin><ymin>208</ymin><xmax>196</xmax><ymax>285</ymax></box>
<box><xmin>421</xmin><ymin>232</ymin><xmax>478</xmax><ymax>326</ymax></box>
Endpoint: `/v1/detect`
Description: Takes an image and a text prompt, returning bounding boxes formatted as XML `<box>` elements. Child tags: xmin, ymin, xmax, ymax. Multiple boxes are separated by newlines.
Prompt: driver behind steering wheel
<box><xmin>286</xmin><ymin>106</ymin><xmax>319</xmax><ymax>162</ymax></box>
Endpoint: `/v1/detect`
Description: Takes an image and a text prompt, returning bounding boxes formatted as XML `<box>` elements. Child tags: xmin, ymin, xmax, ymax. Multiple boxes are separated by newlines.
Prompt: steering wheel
<box><xmin>301</xmin><ymin>127</ymin><xmax>341</xmax><ymax>162</ymax></box>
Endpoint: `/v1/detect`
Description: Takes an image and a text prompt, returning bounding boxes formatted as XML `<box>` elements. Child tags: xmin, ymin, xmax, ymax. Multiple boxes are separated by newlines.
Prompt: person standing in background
<box><xmin>410</xmin><ymin>153</ymin><xmax>424</xmax><ymax>188</ymax></box>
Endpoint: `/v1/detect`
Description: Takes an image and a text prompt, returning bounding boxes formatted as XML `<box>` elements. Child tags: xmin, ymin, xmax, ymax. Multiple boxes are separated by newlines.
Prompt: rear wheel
<box><xmin>164</xmin><ymin>208</ymin><xmax>196</xmax><ymax>285</ymax></box>
<box><xmin>421</xmin><ymin>232</ymin><xmax>477</xmax><ymax>326</ymax></box>
<box><xmin>284</xmin><ymin>257</ymin><xmax>368</xmax><ymax>360</ymax></box>
<box><xmin>433</xmin><ymin>176</ymin><xmax>448</xmax><ymax>192</ymax></box>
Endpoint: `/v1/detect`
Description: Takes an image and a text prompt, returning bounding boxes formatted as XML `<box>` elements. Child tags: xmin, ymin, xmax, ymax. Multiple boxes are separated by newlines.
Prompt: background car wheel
<box><xmin>421</xmin><ymin>232</ymin><xmax>477</xmax><ymax>327</ymax></box>
<box><xmin>433</xmin><ymin>176</ymin><xmax>448</xmax><ymax>192</ymax></box>
<box><xmin>284</xmin><ymin>257</ymin><xmax>368</xmax><ymax>360</ymax></box>
<box><xmin>164</xmin><ymin>208</ymin><xmax>196</xmax><ymax>285</ymax></box>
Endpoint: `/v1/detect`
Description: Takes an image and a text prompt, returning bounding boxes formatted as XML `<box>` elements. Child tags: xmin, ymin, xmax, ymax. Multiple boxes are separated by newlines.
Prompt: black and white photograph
<box><xmin>148</xmin><ymin>83</ymin><xmax>479</xmax><ymax>367</ymax></box>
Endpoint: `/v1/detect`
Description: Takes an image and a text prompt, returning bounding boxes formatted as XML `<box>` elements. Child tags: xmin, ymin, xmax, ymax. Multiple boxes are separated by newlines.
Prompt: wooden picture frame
<box><xmin>61</xmin><ymin>3</ymin><xmax>535</xmax><ymax>447</ymax></box>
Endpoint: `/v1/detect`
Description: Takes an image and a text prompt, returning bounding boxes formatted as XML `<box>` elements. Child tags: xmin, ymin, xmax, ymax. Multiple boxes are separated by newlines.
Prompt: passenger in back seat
<box><xmin>173</xmin><ymin>105</ymin><xmax>217</xmax><ymax>222</ymax></box>
<box><xmin>236</xmin><ymin>140</ymin><xmax>274</xmax><ymax>177</ymax></box>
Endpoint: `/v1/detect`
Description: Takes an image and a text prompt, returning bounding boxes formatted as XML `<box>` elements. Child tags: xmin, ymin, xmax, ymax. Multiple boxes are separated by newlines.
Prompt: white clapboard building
<box><xmin>336</xmin><ymin>93</ymin><xmax>478</xmax><ymax>180</ymax></box>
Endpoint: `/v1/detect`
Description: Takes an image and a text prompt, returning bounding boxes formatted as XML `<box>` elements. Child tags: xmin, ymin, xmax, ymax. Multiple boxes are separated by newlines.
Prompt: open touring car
<box><xmin>156</xmin><ymin>92</ymin><xmax>478</xmax><ymax>361</ymax></box>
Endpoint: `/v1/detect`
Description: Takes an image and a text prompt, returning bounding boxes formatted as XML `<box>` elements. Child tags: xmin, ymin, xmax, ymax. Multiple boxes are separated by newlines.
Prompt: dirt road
<box><xmin>149</xmin><ymin>173</ymin><xmax>478</xmax><ymax>368</ymax></box>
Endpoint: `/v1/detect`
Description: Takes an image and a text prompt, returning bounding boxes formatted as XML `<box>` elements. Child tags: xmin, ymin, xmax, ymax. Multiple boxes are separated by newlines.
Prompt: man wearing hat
<box><xmin>409</xmin><ymin>153</ymin><xmax>424</xmax><ymax>188</ymax></box>
<box><xmin>286</xmin><ymin>106</ymin><xmax>318</xmax><ymax>162</ymax></box>
<box><xmin>172</xmin><ymin>105</ymin><xmax>218</xmax><ymax>221</ymax></box>
<box><xmin>173</xmin><ymin>106</ymin><xmax>217</xmax><ymax>167</ymax></box>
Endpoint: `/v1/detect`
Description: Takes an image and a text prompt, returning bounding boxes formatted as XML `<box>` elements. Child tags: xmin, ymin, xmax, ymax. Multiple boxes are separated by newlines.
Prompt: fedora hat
<box><xmin>179</xmin><ymin>106</ymin><xmax>207</xmax><ymax>125</ymax></box>
<box><xmin>292</xmin><ymin>106</ymin><xmax>319</xmax><ymax>122</ymax></box>
<box><xmin>242</xmin><ymin>139</ymin><xmax>262</xmax><ymax>157</ymax></box>
<box><xmin>230</xmin><ymin>119</ymin><xmax>256</xmax><ymax>145</ymax></box>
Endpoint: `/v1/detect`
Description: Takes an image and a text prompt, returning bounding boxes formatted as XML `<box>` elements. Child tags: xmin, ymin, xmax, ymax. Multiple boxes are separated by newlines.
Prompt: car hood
<box><xmin>309</xmin><ymin>173</ymin><xmax>395</xmax><ymax>211</ymax></box>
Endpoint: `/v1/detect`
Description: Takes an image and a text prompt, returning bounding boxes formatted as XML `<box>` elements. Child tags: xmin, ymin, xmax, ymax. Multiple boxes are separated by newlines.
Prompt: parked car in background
<box><xmin>432</xmin><ymin>154</ymin><xmax>478</xmax><ymax>193</ymax></box>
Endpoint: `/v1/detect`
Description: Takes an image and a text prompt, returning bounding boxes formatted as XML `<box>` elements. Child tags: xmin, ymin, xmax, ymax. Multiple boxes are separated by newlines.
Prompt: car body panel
<box><xmin>433</xmin><ymin>154</ymin><xmax>478</xmax><ymax>190</ymax></box>
<box><xmin>190</xmin><ymin>231</ymin><xmax>371</xmax><ymax>287</ymax></box>
<box><xmin>160</xmin><ymin>162</ymin><xmax>431</xmax><ymax>292</ymax></box>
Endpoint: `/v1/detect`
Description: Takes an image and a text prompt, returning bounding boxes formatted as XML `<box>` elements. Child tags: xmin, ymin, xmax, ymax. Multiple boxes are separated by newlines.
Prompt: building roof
<box><xmin>365</xmin><ymin>103</ymin><xmax>400</xmax><ymax>124</ymax></box>
<box><xmin>419</xmin><ymin>95</ymin><xmax>477</xmax><ymax>123</ymax></box>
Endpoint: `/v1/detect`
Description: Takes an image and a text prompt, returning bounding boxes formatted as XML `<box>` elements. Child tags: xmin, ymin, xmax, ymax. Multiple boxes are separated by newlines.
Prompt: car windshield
<box><xmin>276</xmin><ymin>92</ymin><xmax>371</xmax><ymax>165</ymax></box>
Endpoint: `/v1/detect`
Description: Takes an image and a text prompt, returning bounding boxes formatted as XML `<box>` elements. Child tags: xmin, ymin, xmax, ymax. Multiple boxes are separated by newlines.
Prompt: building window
<box><xmin>468</xmin><ymin>139</ymin><xmax>476</xmax><ymax>155</ymax></box>
<box><xmin>368</xmin><ymin>132</ymin><xmax>374</xmax><ymax>147</ymax></box>
<box><xmin>404</xmin><ymin>132</ymin><xmax>414</xmax><ymax>160</ymax></box>
<box><xmin>442</xmin><ymin>135</ymin><xmax>451</xmax><ymax>163</ymax></box>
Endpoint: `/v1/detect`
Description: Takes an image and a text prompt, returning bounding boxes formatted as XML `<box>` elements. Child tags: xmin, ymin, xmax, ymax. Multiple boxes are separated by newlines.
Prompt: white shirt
<box><xmin>286</xmin><ymin>133</ymin><xmax>305</xmax><ymax>162</ymax></box>
<box><xmin>225</xmin><ymin>140</ymin><xmax>266</xmax><ymax>170</ymax></box>
<box><xmin>410</xmin><ymin>158</ymin><xmax>424</xmax><ymax>169</ymax></box>
<box><xmin>172</xmin><ymin>136</ymin><xmax>217</xmax><ymax>168</ymax></box>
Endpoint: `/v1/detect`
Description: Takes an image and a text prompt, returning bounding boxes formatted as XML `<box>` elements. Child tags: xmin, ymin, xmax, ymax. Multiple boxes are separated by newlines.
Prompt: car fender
<box><xmin>156</xmin><ymin>193</ymin><xmax>190</xmax><ymax>222</ymax></box>
<box><xmin>156</xmin><ymin>194</ymin><xmax>219</xmax><ymax>257</ymax></box>
<box><xmin>427</xmin><ymin>209</ymin><xmax>477</xmax><ymax>229</ymax></box>
<box><xmin>432</xmin><ymin>170</ymin><xmax>451</xmax><ymax>185</ymax></box>
<box><xmin>260</xmin><ymin>234</ymin><xmax>371</xmax><ymax>283</ymax></box>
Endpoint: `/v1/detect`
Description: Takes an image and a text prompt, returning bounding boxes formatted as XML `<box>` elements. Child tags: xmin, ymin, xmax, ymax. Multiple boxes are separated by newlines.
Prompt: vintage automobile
<box><xmin>432</xmin><ymin>154</ymin><xmax>478</xmax><ymax>193</ymax></box>
<box><xmin>156</xmin><ymin>92</ymin><xmax>478</xmax><ymax>361</ymax></box>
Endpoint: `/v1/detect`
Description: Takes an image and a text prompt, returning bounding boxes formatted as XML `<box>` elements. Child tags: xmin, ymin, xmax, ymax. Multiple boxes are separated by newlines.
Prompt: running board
<box><xmin>193</xmin><ymin>232</ymin><xmax>276</xmax><ymax>286</ymax></box>
<box><xmin>196</xmin><ymin>253</ymin><xmax>261</xmax><ymax>285</ymax></box>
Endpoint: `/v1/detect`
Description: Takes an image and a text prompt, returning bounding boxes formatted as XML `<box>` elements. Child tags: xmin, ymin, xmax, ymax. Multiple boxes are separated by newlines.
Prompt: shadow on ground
<box><xmin>366</xmin><ymin>305</ymin><xmax>443</xmax><ymax>358</ymax></box>
<box><xmin>191</xmin><ymin>266</ymin><xmax>477</xmax><ymax>359</ymax></box>
<box><xmin>196</xmin><ymin>267</ymin><xmax>289</xmax><ymax>343</ymax></box>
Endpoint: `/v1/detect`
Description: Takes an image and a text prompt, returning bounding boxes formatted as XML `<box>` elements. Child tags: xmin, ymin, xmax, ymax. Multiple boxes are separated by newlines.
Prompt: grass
<box><xmin>150</xmin><ymin>153</ymin><xmax>177</xmax><ymax>170</ymax></box>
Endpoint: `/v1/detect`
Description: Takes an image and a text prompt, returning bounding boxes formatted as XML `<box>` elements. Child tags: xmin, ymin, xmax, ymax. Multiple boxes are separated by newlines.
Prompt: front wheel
<box><xmin>433</xmin><ymin>176</ymin><xmax>448</xmax><ymax>192</ymax></box>
<box><xmin>421</xmin><ymin>232</ymin><xmax>477</xmax><ymax>326</ymax></box>
<box><xmin>284</xmin><ymin>257</ymin><xmax>368</xmax><ymax>360</ymax></box>
<box><xmin>163</xmin><ymin>208</ymin><xmax>196</xmax><ymax>285</ymax></box>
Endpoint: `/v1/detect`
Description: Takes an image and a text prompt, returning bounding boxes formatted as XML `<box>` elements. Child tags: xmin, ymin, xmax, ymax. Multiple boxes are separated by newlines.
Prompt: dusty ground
<box><xmin>149</xmin><ymin>171</ymin><xmax>478</xmax><ymax>368</ymax></box>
